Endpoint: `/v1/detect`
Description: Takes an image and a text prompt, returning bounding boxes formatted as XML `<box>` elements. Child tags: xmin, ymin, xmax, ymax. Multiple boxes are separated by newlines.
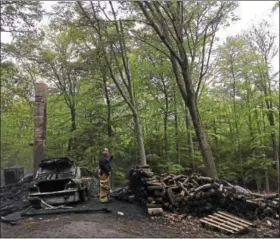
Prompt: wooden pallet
<box><xmin>200</xmin><ymin>211</ymin><xmax>254</xmax><ymax>234</ymax></box>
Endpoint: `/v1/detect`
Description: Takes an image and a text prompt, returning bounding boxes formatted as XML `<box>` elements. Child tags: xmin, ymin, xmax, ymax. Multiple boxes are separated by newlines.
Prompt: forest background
<box><xmin>1</xmin><ymin>1</ymin><xmax>279</xmax><ymax>192</ymax></box>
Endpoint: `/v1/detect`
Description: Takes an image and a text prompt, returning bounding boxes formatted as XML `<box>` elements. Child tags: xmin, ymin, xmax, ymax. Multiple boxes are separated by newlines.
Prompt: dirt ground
<box><xmin>1</xmin><ymin>198</ymin><xmax>279</xmax><ymax>238</ymax></box>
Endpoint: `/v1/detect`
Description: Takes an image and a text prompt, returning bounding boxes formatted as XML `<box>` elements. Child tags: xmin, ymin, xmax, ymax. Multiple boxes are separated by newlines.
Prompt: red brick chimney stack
<box><xmin>33</xmin><ymin>82</ymin><xmax>48</xmax><ymax>175</ymax></box>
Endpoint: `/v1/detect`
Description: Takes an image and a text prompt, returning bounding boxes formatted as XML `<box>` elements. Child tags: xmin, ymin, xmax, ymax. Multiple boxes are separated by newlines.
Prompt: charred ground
<box><xmin>1</xmin><ymin>166</ymin><xmax>279</xmax><ymax>238</ymax></box>
<box><xmin>1</xmin><ymin>197</ymin><xmax>279</xmax><ymax>238</ymax></box>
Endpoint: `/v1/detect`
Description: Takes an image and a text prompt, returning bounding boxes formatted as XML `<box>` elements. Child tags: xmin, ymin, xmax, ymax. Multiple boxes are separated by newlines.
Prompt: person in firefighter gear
<box><xmin>98</xmin><ymin>148</ymin><xmax>113</xmax><ymax>203</ymax></box>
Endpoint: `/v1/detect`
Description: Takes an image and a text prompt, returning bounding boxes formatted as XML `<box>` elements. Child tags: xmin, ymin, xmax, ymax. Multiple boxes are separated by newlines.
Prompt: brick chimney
<box><xmin>33</xmin><ymin>82</ymin><xmax>48</xmax><ymax>175</ymax></box>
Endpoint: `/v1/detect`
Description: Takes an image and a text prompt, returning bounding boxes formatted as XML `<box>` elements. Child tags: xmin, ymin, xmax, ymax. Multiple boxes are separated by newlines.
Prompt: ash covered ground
<box><xmin>1</xmin><ymin>198</ymin><xmax>279</xmax><ymax>238</ymax></box>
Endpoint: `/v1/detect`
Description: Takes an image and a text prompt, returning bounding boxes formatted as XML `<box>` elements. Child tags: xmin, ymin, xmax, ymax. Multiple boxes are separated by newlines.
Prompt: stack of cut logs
<box><xmin>115</xmin><ymin>166</ymin><xmax>279</xmax><ymax>220</ymax></box>
<box><xmin>128</xmin><ymin>165</ymin><xmax>154</xmax><ymax>205</ymax></box>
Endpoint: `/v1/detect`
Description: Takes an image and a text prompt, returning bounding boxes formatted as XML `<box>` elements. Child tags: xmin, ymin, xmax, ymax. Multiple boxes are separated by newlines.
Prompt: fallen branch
<box><xmin>0</xmin><ymin>216</ymin><xmax>17</xmax><ymax>225</ymax></box>
<box><xmin>194</xmin><ymin>184</ymin><xmax>213</xmax><ymax>193</ymax></box>
<box><xmin>21</xmin><ymin>207</ymin><xmax>111</xmax><ymax>217</ymax></box>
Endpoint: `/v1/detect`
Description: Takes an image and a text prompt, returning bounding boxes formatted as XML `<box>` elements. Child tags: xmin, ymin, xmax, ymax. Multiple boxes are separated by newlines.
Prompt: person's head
<box><xmin>102</xmin><ymin>148</ymin><xmax>109</xmax><ymax>156</ymax></box>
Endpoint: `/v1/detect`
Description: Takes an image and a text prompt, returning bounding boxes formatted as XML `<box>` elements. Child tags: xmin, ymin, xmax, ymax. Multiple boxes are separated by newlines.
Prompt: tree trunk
<box><xmin>163</xmin><ymin>111</ymin><xmax>168</xmax><ymax>161</ymax></box>
<box><xmin>174</xmin><ymin>90</ymin><xmax>180</xmax><ymax>164</ymax></box>
<box><xmin>245</xmin><ymin>78</ymin><xmax>254</xmax><ymax>140</ymax></box>
<box><xmin>187</xmin><ymin>94</ymin><xmax>217</xmax><ymax>178</ymax></box>
<box><xmin>185</xmin><ymin>106</ymin><xmax>195</xmax><ymax>172</ymax></box>
<box><xmin>159</xmin><ymin>75</ymin><xmax>169</xmax><ymax>161</ymax></box>
<box><xmin>163</xmin><ymin>88</ymin><xmax>168</xmax><ymax>161</ymax></box>
<box><xmin>271</xmin><ymin>130</ymin><xmax>279</xmax><ymax>172</ymax></box>
<box><xmin>231</xmin><ymin>57</ymin><xmax>244</xmax><ymax>185</ymax></box>
<box><xmin>264</xmin><ymin>168</ymin><xmax>270</xmax><ymax>193</ymax></box>
<box><xmin>255</xmin><ymin>170</ymin><xmax>261</xmax><ymax>193</ymax></box>
<box><xmin>264</xmin><ymin>63</ymin><xmax>279</xmax><ymax>168</ymax></box>
<box><xmin>213</xmin><ymin>116</ymin><xmax>219</xmax><ymax>167</ymax></box>
<box><xmin>102</xmin><ymin>76</ymin><xmax>113</xmax><ymax>137</ymax></box>
<box><xmin>169</xmin><ymin>56</ymin><xmax>217</xmax><ymax>178</ymax></box>
<box><xmin>255</xmin><ymin>104</ymin><xmax>270</xmax><ymax>193</ymax></box>
<box><xmin>67</xmin><ymin>106</ymin><xmax>76</xmax><ymax>152</ymax></box>
<box><xmin>133</xmin><ymin>112</ymin><xmax>147</xmax><ymax>166</ymax></box>
<box><xmin>270</xmin><ymin>129</ymin><xmax>279</xmax><ymax>167</ymax></box>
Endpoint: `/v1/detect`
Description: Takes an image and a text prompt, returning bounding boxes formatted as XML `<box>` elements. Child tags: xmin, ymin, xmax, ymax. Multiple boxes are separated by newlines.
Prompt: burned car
<box><xmin>28</xmin><ymin>157</ymin><xmax>98</xmax><ymax>205</ymax></box>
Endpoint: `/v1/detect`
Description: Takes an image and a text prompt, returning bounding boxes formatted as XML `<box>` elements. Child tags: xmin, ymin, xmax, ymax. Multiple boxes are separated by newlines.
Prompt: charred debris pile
<box><xmin>0</xmin><ymin>180</ymin><xmax>32</xmax><ymax>217</ymax></box>
<box><xmin>1</xmin><ymin>164</ymin><xmax>279</xmax><ymax>222</ymax></box>
<box><xmin>111</xmin><ymin>166</ymin><xmax>279</xmax><ymax>220</ymax></box>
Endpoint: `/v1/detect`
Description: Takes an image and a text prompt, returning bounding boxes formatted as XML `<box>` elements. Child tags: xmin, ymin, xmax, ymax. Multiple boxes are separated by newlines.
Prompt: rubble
<box><xmin>111</xmin><ymin>166</ymin><xmax>279</xmax><ymax>221</ymax></box>
<box><xmin>3</xmin><ymin>167</ymin><xmax>24</xmax><ymax>185</ymax></box>
<box><xmin>110</xmin><ymin>187</ymin><xmax>134</xmax><ymax>202</ymax></box>
<box><xmin>0</xmin><ymin>181</ymin><xmax>32</xmax><ymax>217</ymax></box>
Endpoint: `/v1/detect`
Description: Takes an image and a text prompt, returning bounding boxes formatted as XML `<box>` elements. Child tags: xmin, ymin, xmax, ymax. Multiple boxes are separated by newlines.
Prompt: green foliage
<box><xmin>167</xmin><ymin>163</ymin><xmax>184</xmax><ymax>174</ymax></box>
<box><xmin>1</xmin><ymin>1</ymin><xmax>42</xmax><ymax>33</ymax></box>
<box><xmin>41</xmin><ymin>50</ymin><xmax>56</xmax><ymax>63</ymax></box>
<box><xmin>2</xmin><ymin>1</ymin><xmax>279</xmax><ymax>191</ymax></box>
<box><xmin>113</xmin><ymin>170</ymin><xmax>128</xmax><ymax>186</ymax></box>
<box><xmin>1</xmin><ymin>100</ymin><xmax>34</xmax><ymax>171</ymax></box>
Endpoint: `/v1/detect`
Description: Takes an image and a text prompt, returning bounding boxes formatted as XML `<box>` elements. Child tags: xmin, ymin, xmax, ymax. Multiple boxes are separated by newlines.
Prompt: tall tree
<box><xmin>246</xmin><ymin>20</ymin><xmax>279</xmax><ymax>171</ymax></box>
<box><xmin>136</xmin><ymin>1</ymin><xmax>238</xmax><ymax>178</ymax></box>
<box><xmin>77</xmin><ymin>1</ymin><xmax>147</xmax><ymax>165</ymax></box>
<box><xmin>38</xmin><ymin>25</ymin><xmax>87</xmax><ymax>151</ymax></box>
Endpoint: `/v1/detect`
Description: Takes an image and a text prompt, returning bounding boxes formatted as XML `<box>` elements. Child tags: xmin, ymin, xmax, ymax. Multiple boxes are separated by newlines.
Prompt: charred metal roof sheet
<box><xmin>39</xmin><ymin>157</ymin><xmax>75</xmax><ymax>168</ymax></box>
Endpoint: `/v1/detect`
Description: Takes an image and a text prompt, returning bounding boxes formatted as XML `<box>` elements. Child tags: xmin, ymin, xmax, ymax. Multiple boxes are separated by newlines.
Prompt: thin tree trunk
<box><xmin>255</xmin><ymin>170</ymin><xmax>261</xmax><ymax>193</ymax></box>
<box><xmin>264</xmin><ymin>65</ymin><xmax>279</xmax><ymax>168</ymax></box>
<box><xmin>133</xmin><ymin>112</ymin><xmax>146</xmax><ymax>166</ymax></box>
<box><xmin>174</xmin><ymin>90</ymin><xmax>179</xmax><ymax>164</ymax></box>
<box><xmin>262</xmin><ymin>84</ymin><xmax>279</xmax><ymax>165</ymax></box>
<box><xmin>213</xmin><ymin>116</ymin><xmax>219</xmax><ymax>167</ymax></box>
<box><xmin>163</xmin><ymin>84</ymin><xmax>169</xmax><ymax>161</ymax></box>
<box><xmin>68</xmin><ymin>106</ymin><xmax>76</xmax><ymax>151</ymax></box>
<box><xmin>163</xmin><ymin>111</ymin><xmax>168</xmax><ymax>153</ymax></box>
<box><xmin>234</xmin><ymin>104</ymin><xmax>244</xmax><ymax>185</ymax></box>
<box><xmin>185</xmin><ymin>106</ymin><xmax>195</xmax><ymax>172</ymax></box>
<box><xmin>186</xmin><ymin>107</ymin><xmax>197</xmax><ymax>173</ymax></box>
<box><xmin>163</xmin><ymin>110</ymin><xmax>168</xmax><ymax>161</ymax></box>
<box><xmin>155</xmin><ymin>115</ymin><xmax>161</xmax><ymax>156</ymax></box>
<box><xmin>245</xmin><ymin>79</ymin><xmax>254</xmax><ymax>140</ymax></box>
<box><xmin>157</xmin><ymin>74</ymin><xmax>169</xmax><ymax>161</ymax></box>
<box><xmin>245</xmin><ymin>85</ymin><xmax>255</xmax><ymax>189</ymax></box>
<box><xmin>102</xmin><ymin>76</ymin><xmax>113</xmax><ymax>137</ymax></box>
<box><xmin>260</xmin><ymin>103</ymin><xmax>272</xmax><ymax>191</ymax></box>
<box><xmin>230</xmin><ymin>57</ymin><xmax>244</xmax><ymax>185</ymax></box>
<box><xmin>264</xmin><ymin>169</ymin><xmax>270</xmax><ymax>193</ymax></box>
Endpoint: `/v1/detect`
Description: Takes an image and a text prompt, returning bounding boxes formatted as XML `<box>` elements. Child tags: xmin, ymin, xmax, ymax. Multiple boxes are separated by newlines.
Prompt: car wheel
<box><xmin>80</xmin><ymin>189</ymin><xmax>88</xmax><ymax>202</ymax></box>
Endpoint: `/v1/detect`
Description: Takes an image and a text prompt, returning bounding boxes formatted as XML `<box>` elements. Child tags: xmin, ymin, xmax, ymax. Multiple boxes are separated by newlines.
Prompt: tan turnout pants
<box><xmin>99</xmin><ymin>173</ymin><xmax>110</xmax><ymax>202</ymax></box>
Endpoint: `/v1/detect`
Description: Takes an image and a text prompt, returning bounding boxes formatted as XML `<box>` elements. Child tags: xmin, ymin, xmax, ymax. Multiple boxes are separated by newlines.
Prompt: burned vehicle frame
<box><xmin>28</xmin><ymin>157</ymin><xmax>98</xmax><ymax>205</ymax></box>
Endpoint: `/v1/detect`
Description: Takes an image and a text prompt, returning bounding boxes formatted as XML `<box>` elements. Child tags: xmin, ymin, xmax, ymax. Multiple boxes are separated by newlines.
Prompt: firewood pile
<box><xmin>128</xmin><ymin>165</ymin><xmax>154</xmax><ymax>204</ymax></box>
<box><xmin>112</xmin><ymin>166</ymin><xmax>279</xmax><ymax>220</ymax></box>
<box><xmin>0</xmin><ymin>181</ymin><xmax>32</xmax><ymax>217</ymax></box>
